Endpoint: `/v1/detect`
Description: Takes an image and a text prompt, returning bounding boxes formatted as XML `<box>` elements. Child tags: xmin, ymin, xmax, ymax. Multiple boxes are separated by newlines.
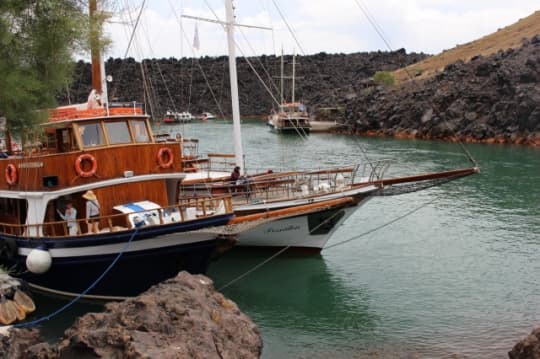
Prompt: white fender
<box><xmin>26</xmin><ymin>247</ymin><xmax>52</xmax><ymax>274</ymax></box>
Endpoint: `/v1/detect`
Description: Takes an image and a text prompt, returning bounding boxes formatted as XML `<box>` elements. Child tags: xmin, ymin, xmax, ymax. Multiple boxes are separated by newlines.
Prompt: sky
<box><xmin>104</xmin><ymin>0</ymin><xmax>539</xmax><ymax>59</ymax></box>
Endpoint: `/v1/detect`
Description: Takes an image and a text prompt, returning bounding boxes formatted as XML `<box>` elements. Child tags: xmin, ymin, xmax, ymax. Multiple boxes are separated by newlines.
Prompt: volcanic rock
<box><xmin>509</xmin><ymin>328</ymin><xmax>540</xmax><ymax>359</ymax></box>
<box><xmin>0</xmin><ymin>272</ymin><xmax>262</xmax><ymax>359</ymax></box>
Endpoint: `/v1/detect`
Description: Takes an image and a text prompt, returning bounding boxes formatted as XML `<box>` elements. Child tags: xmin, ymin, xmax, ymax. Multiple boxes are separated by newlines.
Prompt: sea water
<box><xmin>40</xmin><ymin>120</ymin><xmax>540</xmax><ymax>358</ymax></box>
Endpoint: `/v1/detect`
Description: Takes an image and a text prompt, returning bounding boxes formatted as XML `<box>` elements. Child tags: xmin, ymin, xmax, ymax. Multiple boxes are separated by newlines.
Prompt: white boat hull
<box><xmin>237</xmin><ymin>203</ymin><xmax>363</xmax><ymax>250</ymax></box>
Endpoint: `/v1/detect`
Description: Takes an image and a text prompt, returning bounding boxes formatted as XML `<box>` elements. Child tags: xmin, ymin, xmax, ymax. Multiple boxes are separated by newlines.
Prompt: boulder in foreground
<box><xmin>509</xmin><ymin>328</ymin><xmax>540</xmax><ymax>359</ymax></box>
<box><xmin>0</xmin><ymin>271</ymin><xmax>262</xmax><ymax>359</ymax></box>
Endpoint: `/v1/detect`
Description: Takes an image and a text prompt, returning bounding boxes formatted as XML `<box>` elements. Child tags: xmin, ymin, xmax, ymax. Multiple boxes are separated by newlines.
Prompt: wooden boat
<box><xmin>0</xmin><ymin>100</ymin><xmax>238</xmax><ymax>299</ymax></box>
<box><xmin>0</xmin><ymin>1</ymin><xmax>237</xmax><ymax>299</ymax></box>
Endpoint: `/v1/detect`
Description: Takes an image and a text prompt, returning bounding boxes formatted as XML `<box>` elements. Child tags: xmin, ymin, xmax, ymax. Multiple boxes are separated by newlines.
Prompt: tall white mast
<box><xmin>225</xmin><ymin>0</ymin><xmax>244</xmax><ymax>170</ymax></box>
<box><xmin>183</xmin><ymin>2</ymin><xmax>270</xmax><ymax>171</ymax></box>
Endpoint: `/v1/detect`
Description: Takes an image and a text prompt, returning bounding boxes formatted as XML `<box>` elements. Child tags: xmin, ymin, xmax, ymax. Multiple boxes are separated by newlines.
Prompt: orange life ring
<box><xmin>5</xmin><ymin>164</ymin><xmax>17</xmax><ymax>185</ymax></box>
<box><xmin>75</xmin><ymin>154</ymin><xmax>97</xmax><ymax>178</ymax></box>
<box><xmin>157</xmin><ymin>147</ymin><xmax>174</xmax><ymax>169</ymax></box>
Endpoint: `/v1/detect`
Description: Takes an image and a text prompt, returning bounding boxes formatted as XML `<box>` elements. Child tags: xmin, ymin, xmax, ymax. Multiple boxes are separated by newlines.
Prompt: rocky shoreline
<box><xmin>336</xmin><ymin>35</ymin><xmax>540</xmax><ymax>146</ymax></box>
<box><xmin>60</xmin><ymin>36</ymin><xmax>540</xmax><ymax>147</ymax></box>
<box><xmin>0</xmin><ymin>272</ymin><xmax>262</xmax><ymax>359</ymax></box>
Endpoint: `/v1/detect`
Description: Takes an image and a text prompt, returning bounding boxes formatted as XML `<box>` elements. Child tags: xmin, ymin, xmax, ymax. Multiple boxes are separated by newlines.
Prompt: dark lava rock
<box><xmin>338</xmin><ymin>35</ymin><xmax>540</xmax><ymax>145</ymax></box>
<box><xmin>509</xmin><ymin>328</ymin><xmax>540</xmax><ymax>359</ymax></box>
<box><xmin>58</xmin><ymin>50</ymin><xmax>427</xmax><ymax>119</ymax></box>
<box><xmin>0</xmin><ymin>328</ymin><xmax>49</xmax><ymax>359</ymax></box>
<box><xmin>0</xmin><ymin>272</ymin><xmax>262</xmax><ymax>359</ymax></box>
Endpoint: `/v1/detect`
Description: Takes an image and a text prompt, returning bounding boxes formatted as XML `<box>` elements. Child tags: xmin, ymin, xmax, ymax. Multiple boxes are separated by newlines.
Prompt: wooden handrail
<box><xmin>0</xmin><ymin>196</ymin><xmax>233</xmax><ymax>239</ymax></box>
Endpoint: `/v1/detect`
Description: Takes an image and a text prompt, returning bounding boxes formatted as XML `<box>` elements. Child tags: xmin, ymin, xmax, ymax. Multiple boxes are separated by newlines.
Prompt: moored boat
<box><xmin>176</xmin><ymin>2</ymin><xmax>479</xmax><ymax>252</ymax></box>
<box><xmin>267</xmin><ymin>102</ymin><xmax>311</xmax><ymax>134</ymax></box>
<box><xmin>0</xmin><ymin>100</ymin><xmax>235</xmax><ymax>299</ymax></box>
<box><xmin>200</xmin><ymin>112</ymin><xmax>217</xmax><ymax>121</ymax></box>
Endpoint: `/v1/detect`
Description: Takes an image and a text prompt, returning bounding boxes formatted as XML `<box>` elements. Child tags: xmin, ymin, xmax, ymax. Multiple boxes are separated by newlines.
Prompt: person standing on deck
<box><xmin>57</xmin><ymin>202</ymin><xmax>78</xmax><ymax>236</ymax></box>
<box><xmin>83</xmin><ymin>190</ymin><xmax>100</xmax><ymax>234</ymax></box>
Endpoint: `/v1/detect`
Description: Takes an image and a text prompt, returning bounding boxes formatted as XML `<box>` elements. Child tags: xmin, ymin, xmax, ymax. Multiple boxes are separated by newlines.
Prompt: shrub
<box><xmin>373</xmin><ymin>71</ymin><xmax>395</xmax><ymax>86</ymax></box>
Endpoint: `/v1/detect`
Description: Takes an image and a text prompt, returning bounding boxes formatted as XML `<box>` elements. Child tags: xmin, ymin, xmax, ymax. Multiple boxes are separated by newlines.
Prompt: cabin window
<box><xmin>130</xmin><ymin>119</ymin><xmax>149</xmax><ymax>143</ymax></box>
<box><xmin>105</xmin><ymin>121</ymin><xmax>131</xmax><ymax>144</ymax></box>
<box><xmin>80</xmin><ymin>123</ymin><xmax>105</xmax><ymax>147</ymax></box>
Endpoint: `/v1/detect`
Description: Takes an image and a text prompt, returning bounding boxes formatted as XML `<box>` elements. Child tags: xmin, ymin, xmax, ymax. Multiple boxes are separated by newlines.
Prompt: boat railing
<box><xmin>352</xmin><ymin>160</ymin><xmax>393</xmax><ymax>183</ymax></box>
<box><xmin>207</xmin><ymin>153</ymin><xmax>236</xmax><ymax>172</ymax></box>
<box><xmin>0</xmin><ymin>196</ymin><xmax>233</xmax><ymax>239</ymax></box>
<box><xmin>179</xmin><ymin>169</ymin><xmax>358</xmax><ymax>205</ymax></box>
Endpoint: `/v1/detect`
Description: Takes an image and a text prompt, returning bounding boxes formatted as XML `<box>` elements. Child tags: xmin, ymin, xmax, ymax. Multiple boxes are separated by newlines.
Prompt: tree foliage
<box><xmin>0</xmin><ymin>0</ymin><xmax>89</xmax><ymax>135</ymax></box>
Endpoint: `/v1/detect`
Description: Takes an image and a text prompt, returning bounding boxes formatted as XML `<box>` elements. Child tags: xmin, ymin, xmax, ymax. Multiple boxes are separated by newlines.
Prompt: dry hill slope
<box><xmin>393</xmin><ymin>10</ymin><xmax>540</xmax><ymax>82</ymax></box>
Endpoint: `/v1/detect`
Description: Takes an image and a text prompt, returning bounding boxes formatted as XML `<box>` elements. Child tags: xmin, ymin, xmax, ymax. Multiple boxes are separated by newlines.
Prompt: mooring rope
<box><xmin>217</xmin><ymin>206</ymin><xmax>346</xmax><ymax>291</ymax></box>
<box><xmin>5</xmin><ymin>228</ymin><xmax>139</xmax><ymax>329</ymax></box>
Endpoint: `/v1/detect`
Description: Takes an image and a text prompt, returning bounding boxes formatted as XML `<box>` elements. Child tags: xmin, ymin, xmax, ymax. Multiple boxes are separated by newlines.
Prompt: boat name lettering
<box><xmin>264</xmin><ymin>225</ymin><xmax>301</xmax><ymax>234</ymax></box>
<box><xmin>18</xmin><ymin>162</ymin><xmax>43</xmax><ymax>169</ymax></box>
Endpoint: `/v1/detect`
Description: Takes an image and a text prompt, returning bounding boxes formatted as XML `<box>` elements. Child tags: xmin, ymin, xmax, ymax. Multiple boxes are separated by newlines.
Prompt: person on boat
<box><xmin>83</xmin><ymin>190</ymin><xmax>100</xmax><ymax>234</ymax></box>
<box><xmin>230</xmin><ymin>166</ymin><xmax>243</xmax><ymax>193</ymax></box>
<box><xmin>57</xmin><ymin>202</ymin><xmax>78</xmax><ymax>236</ymax></box>
<box><xmin>231</xmin><ymin>166</ymin><xmax>241</xmax><ymax>184</ymax></box>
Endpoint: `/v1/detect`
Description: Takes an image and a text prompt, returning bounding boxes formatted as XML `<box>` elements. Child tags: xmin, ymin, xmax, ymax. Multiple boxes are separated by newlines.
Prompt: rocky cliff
<box><xmin>59</xmin><ymin>49</ymin><xmax>426</xmax><ymax>118</ymax></box>
<box><xmin>338</xmin><ymin>36</ymin><xmax>540</xmax><ymax>145</ymax></box>
<box><xmin>60</xmin><ymin>35</ymin><xmax>540</xmax><ymax>145</ymax></box>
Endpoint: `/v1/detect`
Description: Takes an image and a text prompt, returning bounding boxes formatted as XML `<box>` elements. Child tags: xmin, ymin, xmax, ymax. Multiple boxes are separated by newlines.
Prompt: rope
<box><xmin>352</xmin><ymin>0</ymin><xmax>479</xmax><ymax>167</ymax></box>
<box><xmin>7</xmin><ymin>228</ymin><xmax>139</xmax><ymax>329</ymax></box>
<box><xmin>218</xmin><ymin>206</ymin><xmax>347</xmax><ymax>291</ymax></box>
<box><xmin>323</xmin><ymin>195</ymin><xmax>439</xmax><ymax>251</ymax></box>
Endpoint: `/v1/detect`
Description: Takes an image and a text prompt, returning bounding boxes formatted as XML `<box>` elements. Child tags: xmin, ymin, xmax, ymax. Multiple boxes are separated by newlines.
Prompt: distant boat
<box><xmin>267</xmin><ymin>51</ymin><xmax>310</xmax><ymax>134</ymax></box>
<box><xmin>268</xmin><ymin>102</ymin><xmax>311</xmax><ymax>134</ymax></box>
<box><xmin>162</xmin><ymin>110</ymin><xmax>194</xmax><ymax>124</ymax></box>
<box><xmin>200</xmin><ymin>112</ymin><xmax>216</xmax><ymax>121</ymax></box>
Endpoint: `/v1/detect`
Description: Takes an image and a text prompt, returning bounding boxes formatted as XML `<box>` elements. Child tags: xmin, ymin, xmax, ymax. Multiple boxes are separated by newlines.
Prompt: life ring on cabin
<box><xmin>75</xmin><ymin>154</ymin><xmax>98</xmax><ymax>178</ymax></box>
<box><xmin>157</xmin><ymin>147</ymin><xmax>174</xmax><ymax>169</ymax></box>
<box><xmin>5</xmin><ymin>164</ymin><xmax>18</xmax><ymax>185</ymax></box>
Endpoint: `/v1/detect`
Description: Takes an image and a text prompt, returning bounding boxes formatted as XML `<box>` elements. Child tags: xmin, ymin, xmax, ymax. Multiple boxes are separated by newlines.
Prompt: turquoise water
<box><xmin>40</xmin><ymin>120</ymin><xmax>540</xmax><ymax>358</ymax></box>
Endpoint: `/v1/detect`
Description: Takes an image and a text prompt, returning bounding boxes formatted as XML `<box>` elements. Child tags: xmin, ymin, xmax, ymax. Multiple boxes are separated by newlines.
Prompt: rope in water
<box><xmin>4</xmin><ymin>228</ymin><xmax>139</xmax><ymax>329</ymax></box>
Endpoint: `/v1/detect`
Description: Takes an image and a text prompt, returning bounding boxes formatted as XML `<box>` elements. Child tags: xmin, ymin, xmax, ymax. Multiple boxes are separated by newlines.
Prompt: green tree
<box><xmin>0</xmin><ymin>0</ymin><xmax>94</xmax><ymax>136</ymax></box>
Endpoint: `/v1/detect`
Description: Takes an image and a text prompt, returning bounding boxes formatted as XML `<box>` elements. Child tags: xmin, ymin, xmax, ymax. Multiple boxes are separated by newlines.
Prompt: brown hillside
<box><xmin>393</xmin><ymin>10</ymin><xmax>540</xmax><ymax>83</ymax></box>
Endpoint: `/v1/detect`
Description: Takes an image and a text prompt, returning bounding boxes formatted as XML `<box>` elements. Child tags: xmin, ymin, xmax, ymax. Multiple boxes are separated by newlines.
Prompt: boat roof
<box><xmin>46</xmin><ymin>105</ymin><xmax>148</xmax><ymax>126</ymax></box>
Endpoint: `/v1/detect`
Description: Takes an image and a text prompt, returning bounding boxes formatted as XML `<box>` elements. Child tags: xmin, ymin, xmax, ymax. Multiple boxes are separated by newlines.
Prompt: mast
<box><xmin>89</xmin><ymin>0</ymin><xmax>108</xmax><ymax>105</ymax></box>
<box><xmin>280</xmin><ymin>47</ymin><xmax>284</xmax><ymax>105</ymax></box>
<box><xmin>292</xmin><ymin>50</ymin><xmax>296</xmax><ymax>104</ymax></box>
<box><xmin>225</xmin><ymin>0</ymin><xmax>244</xmax><ymax>170</ymax></box>
<box><xmin>89</xmin><ymin>0</ymin><xmax>101</xmax><ymax>95</ymax></box>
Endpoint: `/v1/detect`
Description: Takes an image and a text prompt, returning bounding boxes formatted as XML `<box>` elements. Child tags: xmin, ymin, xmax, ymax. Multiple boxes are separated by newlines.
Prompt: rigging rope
<box><xmin>323</xmin><ymin>195</ymin><xmax>439</xmax><ymax>251</ymax></box>
<box><xmin>352</xmin><ymin>0</ymin><xmax>479</xmax><ymax>167</ymax></box>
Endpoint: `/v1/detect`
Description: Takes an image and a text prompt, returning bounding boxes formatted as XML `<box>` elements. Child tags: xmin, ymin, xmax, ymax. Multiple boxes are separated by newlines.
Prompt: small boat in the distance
<box><xmin>162</xmin><ymin>110</ymin><xmax>194</xmax><ymax>124</ymax></box>
<box><xmin>200</xmin><ymin>112</ymin><xmax>217</xmax><ymax>121</ymax></box>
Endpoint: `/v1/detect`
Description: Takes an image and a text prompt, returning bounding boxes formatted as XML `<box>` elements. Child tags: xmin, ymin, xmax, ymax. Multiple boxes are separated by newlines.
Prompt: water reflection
<box><xmin>208</xmin><ymin>249</ymin><xmax>380</xmax><ymax>358</ymax></box>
